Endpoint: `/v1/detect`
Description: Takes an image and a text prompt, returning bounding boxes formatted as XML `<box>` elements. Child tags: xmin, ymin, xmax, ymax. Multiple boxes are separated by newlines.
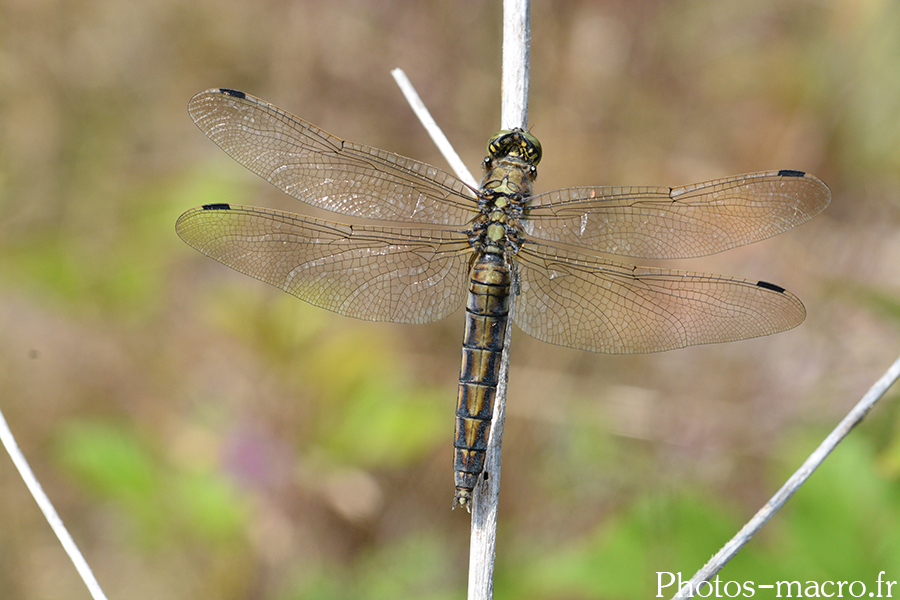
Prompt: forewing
<box><xmin>176</xmin><ymin>203</ymin><xmax>471</xmax><ymax>323</ymax></box>
<box><xmin>188</xmin><ymin>88</ymin><xmax>477</xmax><ymax>225</ymax></box>
<box><xmin>514</xmin><ymin>244</ymin><xmax>806</xmax><ymax>354</ymax></box>
<box><xmin>523</xmin><ymin>170</ymin><xmax>830</xmax><ymax>259</ymax></box>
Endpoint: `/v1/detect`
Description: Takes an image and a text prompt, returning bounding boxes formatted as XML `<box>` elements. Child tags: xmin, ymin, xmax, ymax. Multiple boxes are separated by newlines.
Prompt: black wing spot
<box><xmin>777</xmin><ymin>169</ymin><xmax>806</xmax><ymax>178</ymax></box>
<box><xmin>219</xmin><ymin>88</ymin><xmax>246</xmax><ymax>99</ymax></box>
<box><xmin>202</xmin><ymin>203</ymin><xmax>231</xmax><ymax>210</ymax></box>
<box><xmin>756</xmin><ymin>280</ymin><xmax>786</xmax><ymax>293</ymax></box>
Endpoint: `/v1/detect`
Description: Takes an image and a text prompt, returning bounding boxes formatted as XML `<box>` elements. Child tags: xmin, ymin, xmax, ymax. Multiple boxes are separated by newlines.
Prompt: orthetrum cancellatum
<box><xmin>176</xmin><ymin>88</ymin><xmax>830</xmax><ymax>509</ymax></box>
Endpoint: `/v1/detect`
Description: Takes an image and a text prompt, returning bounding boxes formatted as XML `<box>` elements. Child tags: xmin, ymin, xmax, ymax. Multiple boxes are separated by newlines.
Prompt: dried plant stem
<box><xmin>500</xmin><ymin>0</ymin><xmax>531</xmax><ymax>131</ymax></box>
<box><xmin>672</xmin><ymin>353</ymin><xmax>900</xmax><ymax>600</ymax></box>
<box><xmin>392</xmin><ymin>3</ymin><xmax>531</xmax><ymax>599</ymax></box>
<box><xmin>391</xmin><ymin>69</ymin><xmax>477</xmax><ymax>188</ymax></box>
<box><xmin>468</xmin><ymin>3</ymin><xmax>531</xmax><ymax>599</ymax></box>
<box><xmin>0</xmin><ymin>407</ymin><xmax>109</xmax><ymax>600</ymax></box>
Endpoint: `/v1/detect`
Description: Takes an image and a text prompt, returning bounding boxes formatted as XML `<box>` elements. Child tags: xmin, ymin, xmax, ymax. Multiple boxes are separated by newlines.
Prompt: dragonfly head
<box><xmin>486</xmin><ymin>128</ymin><xmax>542</xmax><ymax>166</ymax></box>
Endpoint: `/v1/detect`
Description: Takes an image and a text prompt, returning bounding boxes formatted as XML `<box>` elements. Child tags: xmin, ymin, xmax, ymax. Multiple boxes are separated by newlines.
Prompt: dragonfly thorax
<box><xmin>468</xmin><ymin>201</ymin><xmax>523</xmax><ymax>253</ymax></box>
<box><xmin>470</xmin><ymin>142</ymin><xmax>538</xmax><ymax>254</ymax></box>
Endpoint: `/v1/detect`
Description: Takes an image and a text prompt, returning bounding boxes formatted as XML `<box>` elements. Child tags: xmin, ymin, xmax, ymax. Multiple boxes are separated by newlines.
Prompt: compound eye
<box><xmin>486</xmin><ymin>129</ymin><xmax>543</xmax><ymax>165</ymax></box>
<box><xmin>520</xmin><ymin>131</ymin><xmax>542</xmax><ymax>165</ymax></box>
<box><xmin>487</xmin><ymin>130</ymin><xmax>514</xmax><ymax>157</ymax></box>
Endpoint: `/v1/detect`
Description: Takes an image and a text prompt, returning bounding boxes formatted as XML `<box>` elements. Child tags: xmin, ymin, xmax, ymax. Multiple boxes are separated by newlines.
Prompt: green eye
<box><xmin>519</xmin><ymin>131</ymin><xmax>542</xmax><ymax>165</ymax></box>
<box><xmin>487</xmin><ymin>130</ymin><xmax>513</xmax><ymax>155</ymax></box>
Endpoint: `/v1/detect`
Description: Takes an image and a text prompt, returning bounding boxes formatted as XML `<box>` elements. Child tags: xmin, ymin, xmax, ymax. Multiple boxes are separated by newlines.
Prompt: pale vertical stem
<box><xmin>671</xmin><ymin>353</ymin><xmax>900</xmax><ymax>599</ymax></box>
<box><xmin>391</xmin><ymin>3</ymin><xmax>531</xmax><ymax>597</ymax></box>
<box><xmin>0</xmin><ymin>407</ymin><xmax>109</xmax><ymax>600</ymax></box>
<box><xmin>468</xmin><ymin>2</ymin><xmax>531</xmax><ymax>600</ymax></box>
<box><xmin>500</xmin><ymin>0</ymin><xmax>531</xmax><ymax>130</ymax></box>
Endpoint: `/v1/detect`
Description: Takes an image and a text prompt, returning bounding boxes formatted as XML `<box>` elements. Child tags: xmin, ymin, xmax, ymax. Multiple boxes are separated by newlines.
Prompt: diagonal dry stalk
<box><xmin>671</xmin><ymin>354</ymin><xmax>900</xmax><ymax>599</ymax></box>
<box><xmin>0</xmin><ymin>409</ymin><xmax>109</xmax><ymax>600</ymax></box>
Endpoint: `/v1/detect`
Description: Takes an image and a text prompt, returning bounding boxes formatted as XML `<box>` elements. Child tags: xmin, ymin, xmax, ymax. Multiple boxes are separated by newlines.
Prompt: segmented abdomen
<box><xmin>453</xmin><ymin>251</ymin><xmax>511</xmax><ymax>509</ymax></box>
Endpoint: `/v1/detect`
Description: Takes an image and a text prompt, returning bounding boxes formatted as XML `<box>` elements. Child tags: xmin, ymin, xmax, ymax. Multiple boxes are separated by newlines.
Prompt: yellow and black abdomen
<box><xmin>453</xmin><ymin>250</ymin><xmax>511</xmax><ymax>509</ymax></box>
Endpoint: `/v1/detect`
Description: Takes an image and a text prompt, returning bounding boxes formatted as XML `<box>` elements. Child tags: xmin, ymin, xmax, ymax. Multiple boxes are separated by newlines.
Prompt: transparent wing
<box><xmin>523</xmin><ymin>170</ymin><xmax>830</xmax><ymax>259</ymax></box>
<box><xmin>514</xmin><ymin>243</ymin><xmax>805</xmax><ymax>354</ymax></box>
<box><xmin>176</xmin><ymin>203</ymin><xmax>472</xmax><ymax>323</ymax></box>
<box><xmin>188</xmin><ymin>88</ymin><xmax>477</xmax><ymax>226</ymax></box>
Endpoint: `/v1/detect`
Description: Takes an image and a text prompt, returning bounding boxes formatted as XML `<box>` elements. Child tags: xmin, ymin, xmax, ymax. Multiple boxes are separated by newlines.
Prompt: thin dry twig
<box><xmin>500</xmin><ymin>0</ymin><xmax>531</xmax><ymax>131</ymax></box>
<box><xmin>0</xmin><ymin>408</ymin><xmax>109</xmax><ymax>600</ymax></box>
<box><xmin>671</xmin><ymin>353</ymin><xmax>900</xmax><ymax>599</ymax></box>
<box><xmin>391</xmin><ymin>69</ymin><xmax>477</xmax><ymax>188</ymax></box>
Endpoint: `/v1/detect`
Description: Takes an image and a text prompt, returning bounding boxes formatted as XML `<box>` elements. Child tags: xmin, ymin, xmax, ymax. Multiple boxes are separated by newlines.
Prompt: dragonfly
<box><xmin>176</xmin><ymin>88</ymin><xmax>830</xmax><ymax>510</ymax></box>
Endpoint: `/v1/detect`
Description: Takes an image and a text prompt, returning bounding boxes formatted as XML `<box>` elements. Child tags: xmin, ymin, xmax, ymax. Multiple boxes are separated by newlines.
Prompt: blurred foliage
<box><xmin>494</xmin><ymin>435</ymin><xmax>900</xmax><ymax>599</ymax></box>
<box><xmin>56</xmin><ymin>419</ymin><xmax>249</xmax><ymax>546</ymax></box>
<box><xmin>2</xmin><ymin>0</ymin><xmax>900</xmax><ymax>599</ymax></box>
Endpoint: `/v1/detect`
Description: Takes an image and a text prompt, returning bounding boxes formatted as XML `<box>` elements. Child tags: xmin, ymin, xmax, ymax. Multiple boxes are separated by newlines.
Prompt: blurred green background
<box><xmin>2</xmin><ymin>0</ymin><xmax>900</xmax><ymax>598</ymax></box>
